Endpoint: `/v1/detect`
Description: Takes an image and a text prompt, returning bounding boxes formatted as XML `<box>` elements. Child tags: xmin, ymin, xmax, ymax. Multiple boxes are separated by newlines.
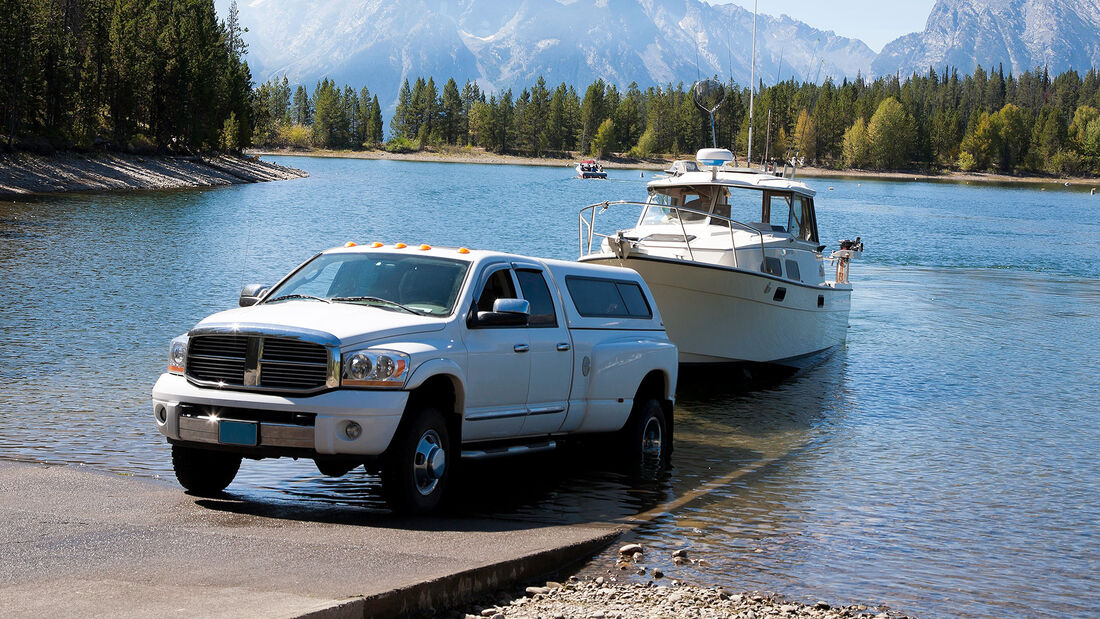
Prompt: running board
<box><xmin>461</xmin><ymin>440</ymin><xmax>557</xmax><ymax>460</ymax></box>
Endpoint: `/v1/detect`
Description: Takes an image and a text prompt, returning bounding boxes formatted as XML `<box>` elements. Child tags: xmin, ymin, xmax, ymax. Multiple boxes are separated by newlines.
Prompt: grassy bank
<box><xmin>252</xmin><ymin>146</ymin><xmax>1100</xmax><ymax>189</ymax></box>
<box><xmin>0</xmin><ymin>152</ymin><xmax>308</xmax><ymax>198</ymax></box>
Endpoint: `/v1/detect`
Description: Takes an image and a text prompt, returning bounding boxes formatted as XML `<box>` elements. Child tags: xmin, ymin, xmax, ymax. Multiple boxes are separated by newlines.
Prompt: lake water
<box><xmin>1</xmin><ymin>156</ymin><xmax>1097</xmax><ymax>617</ymax></box>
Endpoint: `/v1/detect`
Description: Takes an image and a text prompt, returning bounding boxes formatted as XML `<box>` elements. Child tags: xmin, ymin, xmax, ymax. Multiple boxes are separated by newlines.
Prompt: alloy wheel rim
<box><xmin>413</xmin><ymin>429</ymin><xmax>445</xmax><ymax>496</ymax></box>
<box><xmin>641</xmin><ymin>416</ymin><xmax>662</xmax><ymax>463</ymax></box>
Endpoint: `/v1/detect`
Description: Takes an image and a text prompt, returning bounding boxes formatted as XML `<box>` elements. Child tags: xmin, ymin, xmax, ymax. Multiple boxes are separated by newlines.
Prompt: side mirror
<box><xmin>239</xmin><ymin>284</ymin><xmax>268</xmax><ymax>307</ymax></box>
<box><xmin>474</xmin><ymin>298</ymin><xmax>530</xmax><ymax>327</ymax></box>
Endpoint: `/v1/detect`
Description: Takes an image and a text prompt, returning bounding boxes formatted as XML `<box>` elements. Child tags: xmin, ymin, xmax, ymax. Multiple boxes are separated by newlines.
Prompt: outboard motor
<box><xmin>832</xmin><ymin>237</ymin><xmax>863</xmax><ymax>284</ymax></box>
<box><xmin>839</xmin><ymin>237</ymin><xmax>864</xmax><ymax>252</ymax></box>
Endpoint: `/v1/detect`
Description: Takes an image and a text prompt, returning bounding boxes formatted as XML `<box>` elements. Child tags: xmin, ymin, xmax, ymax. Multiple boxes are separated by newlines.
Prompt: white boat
<box><xmin>578</xmin><ymin>148</ymin><xmax>861</xmax><ymax>368</ymax></box>
<box><xmin>575</xmin><ymin>160</ymin><xmax>607</xmax><ymax>179</ymax></box>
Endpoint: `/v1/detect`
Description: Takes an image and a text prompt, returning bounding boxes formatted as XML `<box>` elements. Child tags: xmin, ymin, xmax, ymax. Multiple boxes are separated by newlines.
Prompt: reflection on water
<box><xmin>2</xmin><ymin>159</ymin><xmax>1099</xmax><ymax>617</ymax></box>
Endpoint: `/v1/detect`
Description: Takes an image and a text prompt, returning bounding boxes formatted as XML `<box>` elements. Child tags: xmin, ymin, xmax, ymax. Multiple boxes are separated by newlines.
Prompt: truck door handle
<box><xmin>556</xmin><ymin>343</ymin><xmax>571</xmax><ymax>351</ymax></box>
<box><xmin>513</xmin><ymin>344</ymin><xmax>529</xmax><ymax>353</ymax></box>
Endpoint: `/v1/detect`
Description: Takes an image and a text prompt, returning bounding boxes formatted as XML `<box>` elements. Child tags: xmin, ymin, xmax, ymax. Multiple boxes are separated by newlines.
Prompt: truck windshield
<box><xmin>265</xmin><ymin>253</ymin><xmax>470</xmax><ymax>317</ymax></box>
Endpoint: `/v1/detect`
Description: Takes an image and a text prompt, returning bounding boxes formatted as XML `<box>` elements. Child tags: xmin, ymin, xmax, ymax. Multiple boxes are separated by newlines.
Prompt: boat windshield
<box><xmin>265</xmin><ymin>252</ymin><xmax>470</xmax><ymax>317</ymax></box>
<box><xmin>640</xmin><ymin>186</ymin><xmax>818</xmax><ymax>242</ymax></box>
<box><xmin>641</xmin><ymin>185</ymin><xmax>760</xmax><ymax>227</ymax></box>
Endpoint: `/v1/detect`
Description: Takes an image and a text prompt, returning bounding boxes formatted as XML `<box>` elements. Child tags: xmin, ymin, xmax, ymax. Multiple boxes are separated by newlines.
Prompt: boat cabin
<box><xmin>640</xmin><ymin>177</ymin><xmax>820</xmax><ymax>246</ymax></box>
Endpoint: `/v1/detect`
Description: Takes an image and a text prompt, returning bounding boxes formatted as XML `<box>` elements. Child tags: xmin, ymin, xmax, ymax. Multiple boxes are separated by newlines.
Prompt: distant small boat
<box><xmin>575</xmin><ymin>160</ymin><xmax>607</xmax><ymax>179</ymax></box>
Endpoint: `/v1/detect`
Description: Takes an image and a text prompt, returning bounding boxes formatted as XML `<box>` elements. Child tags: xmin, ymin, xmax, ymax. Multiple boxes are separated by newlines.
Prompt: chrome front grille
<box><xmin>186</xmin><ymin>332</ymin><xmax>336</xmax><ymax>393</ymax></box>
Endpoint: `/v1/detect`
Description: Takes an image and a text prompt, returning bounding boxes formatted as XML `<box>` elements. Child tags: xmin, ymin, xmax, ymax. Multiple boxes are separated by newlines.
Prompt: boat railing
<box><xmin>578</xmin><ymin>201</ymin><xmax>768</xmax><ymax>270</ymax></box>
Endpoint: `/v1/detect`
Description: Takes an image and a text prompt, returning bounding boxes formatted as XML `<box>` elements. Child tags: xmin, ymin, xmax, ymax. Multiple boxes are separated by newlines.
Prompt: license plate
<box><xmin>218</xmin><ymin>420</ymin><xmax>258</xmax><ymax>446</ymax></box>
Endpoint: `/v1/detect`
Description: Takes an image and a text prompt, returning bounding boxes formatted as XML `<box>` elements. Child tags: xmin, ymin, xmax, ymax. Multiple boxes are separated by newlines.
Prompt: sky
<box><xmin>710</xmin><ymin>0</ymin><xmax>937</xmax><ymax>52</ymax></box>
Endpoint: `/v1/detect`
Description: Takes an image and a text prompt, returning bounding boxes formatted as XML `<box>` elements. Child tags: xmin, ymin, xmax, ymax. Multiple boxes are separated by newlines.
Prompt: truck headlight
<box><xmin>342</xmin><ymin>349</ymin><xmax>409</xmax><ymax>388</ymax></box>
<box><xmin>168</xmin><ymin>334</ymin><xmax>189</xmax><ymax>375</ymax></box>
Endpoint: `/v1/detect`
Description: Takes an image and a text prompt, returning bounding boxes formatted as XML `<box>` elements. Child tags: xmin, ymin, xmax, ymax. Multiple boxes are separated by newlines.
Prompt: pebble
<box><xmin>671</xmin><ymin>549</ymin><xmax>689</xmax><ymax>558</ymax></box>
<box><xmin>652</xmin><ymin>568</ymin><xmax>663</xmax><ymax>579</ymax></box>
<box><xmin>455</xmin><ymin>579</ymin><xmax>905</xmax><ymax>618</ymax></box>
<box><xmin>632</xmin><ymin>552</ymin><xmax>644</xmax><ymax>562</ymax></box>
<box><xmin>619</xmin><ymin>543</ymin><xmax>643</xmax><ymax>555</ymax></box>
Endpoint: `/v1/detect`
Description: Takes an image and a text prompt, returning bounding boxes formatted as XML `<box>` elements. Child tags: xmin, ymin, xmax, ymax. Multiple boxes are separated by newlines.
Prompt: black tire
<box><xmin>172</xmin><ymin>445</ymin><xmax>241</xmax><ymax>496</ymax></box>
<box><xmin>380</xmin><ymin>407</ymin><xmax>452</xmax><ymax>514</ymax></box>
<box><xmin>619</xmin><ymin>398</ymin><xmax>671</xmax><ymax>473</ymax></box>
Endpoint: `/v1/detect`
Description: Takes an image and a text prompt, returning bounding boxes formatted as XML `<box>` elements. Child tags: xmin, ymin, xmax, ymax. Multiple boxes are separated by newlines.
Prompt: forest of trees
<box><xmin>4</xmin><ymin>0</ymin><xmax>1100</xmax><ymax>180</ymax></box>
<box><xmin>251</xmin><ymin>76</ymin><xmax>384</xmax><ymax>149</ymax></box>
<box><xmin>0</xmin><ymin>0</ymin><xmax>253</xmax><ymax>152</ymax></box>
<box><xmin>257</xmin><ymin>66</ymin><xmax>1100</xmax><ymax>177</ymax></box>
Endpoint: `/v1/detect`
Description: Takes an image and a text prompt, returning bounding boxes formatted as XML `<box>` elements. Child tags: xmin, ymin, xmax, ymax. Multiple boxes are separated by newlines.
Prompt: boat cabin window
<box><xmin>762</xmin><ymin>192</ymin><xmax>818</xmax><ymax>242</ymax></box>
<box><xmin>641</xmin><ymin>186</ymin><xmax>732</xmax><ymax>226</ymax></box>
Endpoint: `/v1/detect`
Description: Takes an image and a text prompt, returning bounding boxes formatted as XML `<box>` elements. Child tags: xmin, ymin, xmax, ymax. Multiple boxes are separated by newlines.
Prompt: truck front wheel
<box><xmin>380</xmin><ymin>407</ymin><xmax>451</xmax><ymax>514</ymax></box>
<box><xmin>172</xmin><ymin>445</ymin><xmax>241</xmax><ymax>496</ymax></box>
<box><xmin>620</xmin><ymin>398</ymin><xmax>671</xmax><ymax>472</ymax></box>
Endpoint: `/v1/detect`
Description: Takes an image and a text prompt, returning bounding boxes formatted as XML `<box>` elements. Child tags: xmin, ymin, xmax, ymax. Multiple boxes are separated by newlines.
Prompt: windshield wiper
<box><xmin>265</xmin><ymin>293</ymin><xmax>331</xmax><ymax>304</ymax></box>
<box><xmin>331</xmin><ymin>296</ymin><xmax>425</xmax><ymax>315</ymax></box>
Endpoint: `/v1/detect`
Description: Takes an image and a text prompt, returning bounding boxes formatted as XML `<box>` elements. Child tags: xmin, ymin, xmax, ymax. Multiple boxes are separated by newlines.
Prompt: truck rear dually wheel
<box><xmin>620</xmin><ymin>398</ymin><xmax>671</xmax><ymax>473</ymax></box>
<box><xmin>380</xmin><ymin>407</ymin><xmax>451</xmax><ymax>514</ymax></box>
<box><xmin>171</xmin><ymin>445</ymin><xmax>241</xmax><ymax>496</ymax></box>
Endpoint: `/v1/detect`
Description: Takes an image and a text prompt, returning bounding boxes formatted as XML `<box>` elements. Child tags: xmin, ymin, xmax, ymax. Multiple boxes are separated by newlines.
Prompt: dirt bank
<box><xmin>0</xmin><ymin>152</ymin><xmax>308</xmax><ymax>197</ymax></box>
<box><xmin>253</xmin><ymin>147</ymin><xmax>1100</xmax><ymax>189</ymax></box>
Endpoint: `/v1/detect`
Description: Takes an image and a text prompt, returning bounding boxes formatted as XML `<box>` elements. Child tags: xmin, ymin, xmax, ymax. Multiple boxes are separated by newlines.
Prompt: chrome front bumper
<box><xmin>177</xmin><ymin>413</ymin><xmax>315</xmax><ymax>450</ymax></box>
<box><xmin>152</xmin><ymin>373</ymin><xmax>407</xmax><ymax>456</ymax></box>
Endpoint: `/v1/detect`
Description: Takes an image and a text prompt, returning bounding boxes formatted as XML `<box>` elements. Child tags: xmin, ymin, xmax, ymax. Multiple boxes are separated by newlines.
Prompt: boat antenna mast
<box><xmin>746</xmin><ymin>0</ymin><xmax>758</xmax><ymax>167</ymax></box>
<box><xmin>692</xmin><ymin>79</ymin><xmax>727</xmax><ymax>149</ymax></box>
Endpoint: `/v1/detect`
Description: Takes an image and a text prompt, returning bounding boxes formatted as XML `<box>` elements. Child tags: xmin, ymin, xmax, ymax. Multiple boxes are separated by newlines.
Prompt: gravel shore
<box><xmin>454</xmin><ymin>579</ymin><xmax>906</xmax><ymax>619</ymax></box>
<box><xmin>451</xmin><ymin>543</ymin><xmax>908</xmax><ymax>619</ymax></box>
<box><xmin>0</xmin><ymin>151</ymin><xmax>307</xmax><ymax>197</ymax></box>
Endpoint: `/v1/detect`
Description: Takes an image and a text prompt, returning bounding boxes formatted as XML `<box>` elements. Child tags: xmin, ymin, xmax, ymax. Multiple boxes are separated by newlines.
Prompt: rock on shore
<box><xmin>0</xmin><ymin>152</ymin><xmax>307</xmax><ymax>197</ymax></box>
<box><xmin>458</xmin><ymin>580</ymin><xmax>907</xmax><ymax>619</ymax></box>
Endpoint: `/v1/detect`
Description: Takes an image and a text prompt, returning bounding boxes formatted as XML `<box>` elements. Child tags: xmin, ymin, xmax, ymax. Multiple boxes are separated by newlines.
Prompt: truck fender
<box><xmin>404</xmin><ymin>358</ymin><xmax>467</xmax><ymax>416</ymax></box>
<box><xmin>575</xmin><ymin>337</ymin><xmax>678</xmax><ymax>434</ymax></box>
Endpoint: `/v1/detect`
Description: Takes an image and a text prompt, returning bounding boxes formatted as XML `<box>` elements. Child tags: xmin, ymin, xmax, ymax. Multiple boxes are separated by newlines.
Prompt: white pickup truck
<box><xmin>152</xmin><ymin>244</ymin><xmax>678</xmax><ymax>513</ymax></box>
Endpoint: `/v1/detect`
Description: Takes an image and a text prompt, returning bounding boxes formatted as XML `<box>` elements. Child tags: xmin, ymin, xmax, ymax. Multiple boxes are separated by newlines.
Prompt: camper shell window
<box><xmin>566</xmin><ymin>276</ymin><xmax>653</xmax><ymax>319</ymax></box>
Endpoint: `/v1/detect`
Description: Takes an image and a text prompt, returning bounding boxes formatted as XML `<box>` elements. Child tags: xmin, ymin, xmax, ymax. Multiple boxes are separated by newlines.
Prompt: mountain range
<box><xmin>874</xmin><ymin>0</ymin><xmax>1100</xmax><ymax>78</ymax></box>
<box><xmin>226</xmin><ymin>0</ymin><xmax>1100</xmax><ymax>108</ymax></box>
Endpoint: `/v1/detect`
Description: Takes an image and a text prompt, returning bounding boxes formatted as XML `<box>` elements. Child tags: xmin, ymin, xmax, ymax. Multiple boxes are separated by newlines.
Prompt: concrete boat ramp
<box><xmin>0</xmin><ymin>461</ymin><xmax>622</xmax><ymax>618</ymax></box>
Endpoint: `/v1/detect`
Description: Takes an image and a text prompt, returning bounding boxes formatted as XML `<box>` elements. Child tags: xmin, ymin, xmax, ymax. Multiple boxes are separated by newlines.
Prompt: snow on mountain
<box><xmin>872</xmin><ymin>0</ymin><xmax>1100</xmax><ymax>77</ymax></box>
<box><xmin>225</xmin><ymin>0</ymin><xmax>1100</xmax><ymax>112</ymax></box>
<box><xmin>229</xmin><ymin>0</ymin><xmax>876</xmax><ymax>107</ymax></box>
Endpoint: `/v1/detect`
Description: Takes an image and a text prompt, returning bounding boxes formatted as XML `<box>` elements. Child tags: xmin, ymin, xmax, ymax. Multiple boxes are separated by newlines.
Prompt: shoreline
<box><xmin>455</xmin><ymin>578</ymin><xmax>905</xmax><ymax>619</ymax></box>
<box><xmin>252</xmin><ymin>147</ymin><xmax>1100</xmax><ymax>188</ymax></box>
<box><xmin>0</xmin><ymin>151</ymin><xmax>308</xmax><ymax>198</ymax></box>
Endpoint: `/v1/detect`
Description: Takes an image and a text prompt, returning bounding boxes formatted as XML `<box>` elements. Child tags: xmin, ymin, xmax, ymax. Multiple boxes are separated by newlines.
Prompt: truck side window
<box><xmin>476</xmin><ymin>268</ymin><xmax>517</xmax><ymax>312</ymax></box>
<box><xmin>516</xmin><ymin>269</ymin><xmax>558</xmax><ymax>327</ymax></box>
<box><xmin>566</xmin><ymin>276</ymin><xmax>653</xmax><ymax>319</ymax></box>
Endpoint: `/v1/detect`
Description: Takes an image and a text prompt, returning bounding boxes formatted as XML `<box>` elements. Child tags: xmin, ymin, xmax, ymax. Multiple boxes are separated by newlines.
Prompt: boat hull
<box><xmin>581</xmin><ymin>254</ymin><xmax>851</xmax><ymax>367</ymax></box>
